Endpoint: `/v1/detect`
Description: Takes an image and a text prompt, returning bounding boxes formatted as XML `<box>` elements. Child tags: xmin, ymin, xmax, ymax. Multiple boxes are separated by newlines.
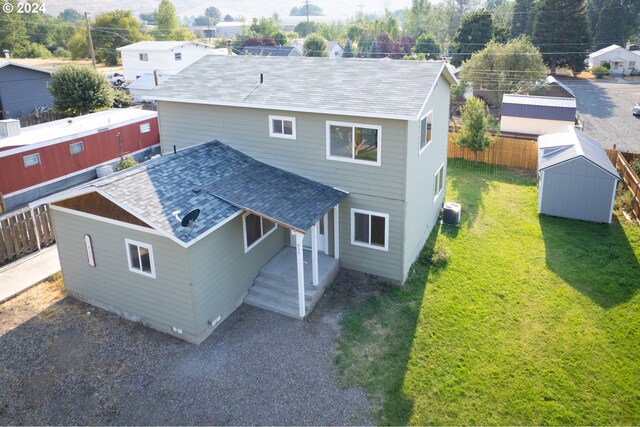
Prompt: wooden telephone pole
<box><xmin>84</xmin><ymin>12</ymin><xmax>96</xmax><ymax>68</ymax></box>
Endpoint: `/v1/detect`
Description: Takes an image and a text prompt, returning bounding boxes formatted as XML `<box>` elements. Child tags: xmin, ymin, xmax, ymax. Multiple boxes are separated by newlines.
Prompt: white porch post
<box><xmin>333</xmin><ymin>204</ymin><xmax>340</xmax><ymax>259</ymax></box>
<box><xmin>311</xmin><ymin>222</ymin><xmax>319</xmax><ymax>286</ymax></box>
<box><xmin>323</xmin><ymin>214</ymin><xmax>329</xmax><ymax>256</ymax></box>
<box><xmin>295</xmin><ymin>231</ymin><xmax>305</xmax><ymax>318</ymax></box>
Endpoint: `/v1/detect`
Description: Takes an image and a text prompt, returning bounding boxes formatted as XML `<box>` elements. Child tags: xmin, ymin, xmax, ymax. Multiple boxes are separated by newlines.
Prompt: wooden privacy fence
<box><xmin>0</xmin><ymin>205</ymin><xmax>54</xmax><ymax>265</ymax></box>
<box><xmin>614</xmin><ymin>153</ymin><xmax>640</xmax><ymax>221</ymax></box>
<box><xmin>448</xmin><ymin>133</ymin><xmax>539</xmax><ymax>170</ymax></box>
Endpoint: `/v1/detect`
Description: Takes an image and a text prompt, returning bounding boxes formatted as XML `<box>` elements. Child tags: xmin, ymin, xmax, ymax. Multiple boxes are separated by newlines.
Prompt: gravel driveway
<box><xmin>558</xmin><ymin>77</ymin><xmax>640</xmax><ymax>153</ymax></box>
<box><xmin>0</xmin><ymin>276</ymin><xmax>373</xmax><ymax>425</ymax></box>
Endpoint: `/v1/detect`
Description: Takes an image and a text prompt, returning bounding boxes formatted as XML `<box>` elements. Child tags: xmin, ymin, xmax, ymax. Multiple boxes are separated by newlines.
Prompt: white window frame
<box><xmin>140</xmin><ymin>122</ymin><xmax>151</xmax><ymax>133</ymax></box>
<box><xmin>242</xmin><ymin>212</ymin><xmax>278</xmax><ymax>253</ymax></box>
<box><xmin>139</xmin><ymin>53</ymin><xmax>148</xmax><ymax>61</ymax></box>
<box><xmin>23</xmin><ymin>153</ymin><xmax>40</xmax><ymax>168</ymax></box>
<box><xmin>69</xmin><ymin>141</ymin><xmax>84</xmax><ymax>155</ymax></box>
<box><xmin>174</xmin><ymin>52</ymin><xmax>182</xmax><ymax>61</ymax></box>
<box><xmin>350</xmin><ymin>208</ymin><xmax>389</xmax><ymax>252</ymax></box>
<box><xmin>419</xmin><ymin>110</ymin><xmax>433</xmax><ymax>155</ymax></box>
<box><xmin>326</xmin><ymin>121</ymin><xmax>382</xmax><ymax>166</ymax></box>
<box><xmin>125</xmin><ymin>238</ymin><xmax>156</xmax><ymax>279</ymax></box>
<box><xmin>434</xmin><ymin>164</ymin><xmax>445</xmax><ymax>202</ymax></box>
<box><xmin>269</xmin><ymin>115</ymin><xmax>297</xmax><ymax>140</ymax></box>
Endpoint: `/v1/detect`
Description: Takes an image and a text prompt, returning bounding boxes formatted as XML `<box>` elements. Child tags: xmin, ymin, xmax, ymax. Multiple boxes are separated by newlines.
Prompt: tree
<box><xmin>205</xmin><ymin>6</ymin><xmax>222</xmax><ymax>25</ymax></box>
<box><xmin>413</xmin><ymin>33</ymin><xmax>442</xmax><ymax>59</ymax></box>
<box><xmin>48</xmin><ymin>65</ymin><xmax>113</xmax><ymax>116</ymax></box>
<box><xmin>58</xmin><ymin>8</ymin><xmax>82</xmax><ymax>22</ymax></box>
<box><xmin>450</xmin><ymin>10</ymin><xmax>495</xmax><ymax>66</ymax></box>
<box><xmin>246</xmin><ymin>14</ymin><xmax>282</xmax><ymax>38</ymax></box>
<box><xmin>343</xmin><ymin>39</ymin><xmax>355</xmax><ymax>58</ymax></box>
<box><xmin>0</xmin><ymin>1</ymin><xmax>29</xmax><ymax>57</ymax></box>
<box><xmin>369</xmin><ymin>39</ymin><xmax>383</xmax><ymax>58</ymax></box>
<box><xmin>586</xmin><ymin>0</ymin><xmax>604</xmax><ymax>35</ymax></box>
<box><xmin>139</xmin><ymin>12</ymin><xmax>156</xmax><ymax>24</ymax></box>
<box><xmin>511</xmin><ymin>0</ymin><xmax>535</xmax><ymax>37</ymax></box>
<box><xmin>154</xmin><ymin>0</ymin><xmax>194</xmax><ymax>40</ymax></box>
<box><xmin>303</xmin><ymin>33</ymin><xmax>327</xmax><ymax>57</ymax></box>
<box><xmin>91</xmin><ymin>10</ymin><xmax>151</xmax><ymax>65</ymax></box>
<box><xmin>224</xmin><ymin>14</ymin><xmax>234</xmax><ymax>22</ymax></box>
<box><xmin>455</xmin><ymin>97</ymin><xmax>496</xmax><ymax>162</ymax></box>
<box><xmin>293</xmin><ymin>21</ymin><xmax>320</xmax><ymax>37</ymax></box>
<box><xmin>290</xmin><ymin>3</ymin><xmax>324</xmax><ymax>16</ymax></box>
<box><xmin>493</xmin><ymin>0</ymin><xmax>515</xmax><ymax>28</ymax></box>
<box><xmin>492</xmin><ymin>25</ymin><xmax>511</xmax><ymax>43</ymax></box>
<box><xmin>274</xmin><ymin>32</ymin><xmax>287</xmax><ymax>46</ymax></box>
<box><xmin>594</xmin><ymin>0</ymin><xmax>627</xmax><ymax>49</ymax></box>
<box><xmin>533</xmin><ymin>0</ymin><xmax>591</xmax><ymax>73</ymax></box>
<box><xmin>461</xmin><ymin>36</ymin><xmax>548</xmax><ymax>106</ymax></box>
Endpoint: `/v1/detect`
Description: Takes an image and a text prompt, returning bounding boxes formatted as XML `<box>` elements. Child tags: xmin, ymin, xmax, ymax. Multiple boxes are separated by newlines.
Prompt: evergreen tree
<box><xmin>511</xmin><ymin>0</ymin><xmax>535</xmax><ymax>37</ymax></box>
<box><xmin>595</xmin><ymin>0</ymin><xmax>626</xmax><ymax>49</ymax></box>
<box><xmin>343</xmin><ymin>39</ymin><xmax>354</xmax><ymax>58</ymax></box>
<box><xmin>533</xmin><ymin>0</ymin><xmax>591</xmax><ymax>73</ymax></box>
<box><xmin>413</xmin><ymin>33</ymin><xmax>442</xmax><ymax>59</ymax></box>
<box><xmin>369</xmin><ymin>39</ymin><xmax>384</xmax><ymax>58</ymax></box>
<box><xmin>586</xmin><ymin>0</ymin><xmax>604</xmax><ymax>35</ymax></box>
<box><xmin>450</xmin><ymin>10</ymin><xmax>495</xmax><ymax>66</ymax></box>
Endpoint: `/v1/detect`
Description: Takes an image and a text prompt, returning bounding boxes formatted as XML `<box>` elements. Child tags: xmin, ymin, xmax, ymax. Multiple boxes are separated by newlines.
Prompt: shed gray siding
<box><xmin>51</xmin><ymin>207</ymin><xmax>198</xmax><ymax>336</ymax></box>
<box><xmin>158</xmin><ymin>102</ymin><xmax>408</xmax><ymax>282</ymax></box>
<box><xmin>189</xmin><ymin>214</ymin><xmax>288</xmax><ymax>336</ymax></box>
<box><xmin>539</xmin><ymin>157</ymin><xmax>616</xmax><ymax>223</ymax></box>
<box><xmin>0</xmin><ymin>65</ymin><xmax>52</xmax><ymax>119</ymax></box>
<box><xmin>501</xmin><ymin>103</ymin><xmax>576</xmax><ymax>121</ymax></box>
<box><xmin>403</xmin><ymin>75</ymin><xmax>451</xmax><ymax>277</ymax></box>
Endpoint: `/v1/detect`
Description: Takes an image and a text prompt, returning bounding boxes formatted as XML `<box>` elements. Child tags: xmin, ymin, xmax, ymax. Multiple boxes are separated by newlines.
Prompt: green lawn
<box><xmin>336</xmin><ymin>159</ymin><xmax>640</xmax><ymax>425</ymax></box>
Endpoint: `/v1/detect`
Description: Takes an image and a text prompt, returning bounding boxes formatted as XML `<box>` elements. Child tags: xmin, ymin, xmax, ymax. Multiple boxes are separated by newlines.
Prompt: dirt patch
<box><xmin>7</xmin><ymin>58</ymin><xmax>123</xmax><ymax>76</ymax></box>
<box><xmin>0</xmin><ymin>275</ymin><xmax>65</xmax><ymax>336</ymax></box>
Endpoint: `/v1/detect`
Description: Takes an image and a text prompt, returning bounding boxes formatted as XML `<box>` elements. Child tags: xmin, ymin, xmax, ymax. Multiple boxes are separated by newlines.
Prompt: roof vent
<box><xmin>0</xmin><ymin>119</ymin><xmax>21</xmax><ymax>138</ymax></box>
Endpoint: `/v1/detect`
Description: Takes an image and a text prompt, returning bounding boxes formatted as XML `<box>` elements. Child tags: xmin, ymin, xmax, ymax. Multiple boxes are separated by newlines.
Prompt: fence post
<box><xmin>30</xmin><ymin>207</ymin><xmax>41</xmax><ymax>251</ymax></box>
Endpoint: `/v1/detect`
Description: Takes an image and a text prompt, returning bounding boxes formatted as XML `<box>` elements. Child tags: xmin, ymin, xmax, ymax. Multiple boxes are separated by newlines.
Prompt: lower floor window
<box><xmin>351</xmin><ymin>208</ymin><xmax>389</xmax><ymax>251</ymax></box>
<box><xmin>244</xmin><ymin>213</ymin><xmax>277</xmax><ymax>252</ymax></box>
<box><xmin>434</xmin><ymin>164</ymin><xmax>445</xmax><ymax>201</ymax></box>
<box><xmin>125</xmin><ymin>239</ymin><xmax>155</xmax><ymax>278</ymax></box>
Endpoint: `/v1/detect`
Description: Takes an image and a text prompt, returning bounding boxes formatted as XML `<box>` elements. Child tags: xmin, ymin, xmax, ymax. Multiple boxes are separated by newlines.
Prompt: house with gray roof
<box><xmin>538</xmin><ymin>125</ymin><xmax>619</xmax><ymax>223</ymax></box>
<box><xmin>500</xmin><ymin>94</ymin><xmax>577</xmax><ymax>136</ymax></box>
<box><xmin>41</xmin><ymin>56</ymin><xmax>456</xmax><ymax>343</ymax></box>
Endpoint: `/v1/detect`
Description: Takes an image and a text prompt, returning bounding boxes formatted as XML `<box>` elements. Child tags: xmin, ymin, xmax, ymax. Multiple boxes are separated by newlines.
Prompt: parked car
<box><xmin>106</xmin><ymin>73</ymin><xmax>125</xmax><ymax>86</ymax></box>
<box><xmin>633</xmin><ymin>103</ymin><xmax>640</xmax><ymax>116</ymax></box>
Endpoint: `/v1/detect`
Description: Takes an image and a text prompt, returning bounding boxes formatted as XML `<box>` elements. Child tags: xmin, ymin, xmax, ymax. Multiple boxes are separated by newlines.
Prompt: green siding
<box><xmin>189</xmin><ymin>214</ymin><xmax>287</xmax><ymax>335</ymax></box>
<box><xmin>402</xmin><ymin>76</ymin><xmax>452</xmax><ymax>278</ymax></box>
<box><xmin>51</xmin><ymin>208</ymin><xmax>197</xmax><ymax>334</ymax></box>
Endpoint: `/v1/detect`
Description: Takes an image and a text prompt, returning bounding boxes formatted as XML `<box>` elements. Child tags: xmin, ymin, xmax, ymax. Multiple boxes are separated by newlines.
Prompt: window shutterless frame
<box><xmin>419</xmin><ymin>110</ymin><xmax>433</xmax><ymax>155</ymax></box>
<box><xmin>70</xmin><ymin>141</ymin><xmax>84</xmax><ymax>155</ymax></box>
<box><xmin>326</xmin><ymin>121</ymin><xmax>382</xmax><ymax>166</ymax></box>
<box><xmin>242</xmin><ymin>212</ymin><xmax>278</xmax><ymax>253</ymax></box>
<box><xmin>433</xmin><ymin>164</ymin><xmax>445</xmax><ymax>202</ymax></box>
<box><xmin>350</xmin><ymin>208</ymin><xmax>389</xmax><ymax>251</ymax></box>
<box><xmin>125</xmin><ymin>238</ymin><xmax>156</xmax><ymax>278</ymax></box>
<box><xmin>269</xmin><ymin>115</ymin><xmax>296</xmax><ymax>139</ymax></box>
<box><xmin>23</xmin><ymin>153</ymin><xmax>40</xmax><ymax>168</ymax></box>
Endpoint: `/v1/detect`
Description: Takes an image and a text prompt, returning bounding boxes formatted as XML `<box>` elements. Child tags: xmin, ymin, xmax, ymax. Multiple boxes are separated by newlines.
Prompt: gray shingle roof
<box><xmin>538</xmin><ymin>125</ymin><xmax>620</xmax><ymax>178</ymax></box>
<box><xmin>241</xmin><ymin>46</ymin><xmax>298</xmax><ymax>57</ymax></box>
<box><xmin>147</xmin><ymin>56</ymin><xmax>455</xmax><ymax>119</ymax></box>
<box><xmin>65</xmin><ymin>141</ymin><xmax>346</xmax><ymax>245</ymax></box>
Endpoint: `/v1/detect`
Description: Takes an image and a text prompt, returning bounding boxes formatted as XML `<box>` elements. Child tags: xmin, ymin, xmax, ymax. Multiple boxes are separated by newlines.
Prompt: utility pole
<box><xmin>358</xmin><ymin>3</ymin><xmax>365</xmax><ymax>15</ymax></box>
<box><xmin>84</xmin><ymin>12</ymin><xmax>96</xmax><ymax>68</ymax></box>
<box><xmin>305</xmin><ymin>0</ymin><xmax>309</xmax><ymax>23</ymax></box>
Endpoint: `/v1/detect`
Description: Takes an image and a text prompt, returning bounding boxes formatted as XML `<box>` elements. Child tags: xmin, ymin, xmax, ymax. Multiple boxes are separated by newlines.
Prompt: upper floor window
<box><xmin>23</xmin><ymin>153</ymin><xmax>40</xmax><ymax>168</ymax></box>
<box><xmin>351</xmin><ymin>208</ymin><xmax>389</xmax><ymax>251</ymax></box>
<box><xmin>125</xmin><ymin>239</ymin><xmax>155</xmax><ymax>278</ymax></box>
<box><xmin>140</xmin><ymin>123</ymin><xmax>151</xmax><ymax>133</ymax></box>
<box><xmin>70</xmin><ymin>141</ymin><xmax>84</xmax><ymax>155</ymax></box>
<box><xmin>139</xmin><ymin>53</ymin><xmax>149</xmax><ymax>61</ymax></box>
<box><xmin>174</xmin><ymin>52</ymin><xmax>182</xmax><ymax>61</ymax></box>
<box><xmin>269</xmin><ymin>115</ymin><xmax>296</xmax><ymax>139</ymax></box>
<box><xmin>327</xmin><ymin>121</ymin><xmax>381</xmax><ymax>166</ymax></box>
<box><xmin>420</xmin><ymin>111</ymin><xmax>433</xmax><ymax>154</ymax></box>
<box><xmin>243</xmin><ymin>213</ymin><xmax>277</xmax><ymax>252</ymax></box>
<box><xmin>434</xmin><ymin>164</ymin><xmax>444</xmax><ymax>201</ymax></box>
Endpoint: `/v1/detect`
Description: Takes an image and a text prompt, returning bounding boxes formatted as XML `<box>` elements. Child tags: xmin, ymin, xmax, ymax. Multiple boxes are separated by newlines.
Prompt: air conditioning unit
<box><xmin>442</xmin><ymin>202</ymin><xmax>461</xmax><ymax>226</ymax></box>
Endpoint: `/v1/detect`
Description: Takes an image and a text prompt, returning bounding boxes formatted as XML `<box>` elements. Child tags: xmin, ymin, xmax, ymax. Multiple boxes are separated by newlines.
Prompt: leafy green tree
<box><xmin>343</xmin><ymin>39</ymin><xmax>354</xmax><ymax>58</ymax></box>
<box><xmin>205</xmin><ymin>6</ymin><xmax>222</xmax><ymax>25</ymax></box>
<box><xmin>246</xmin><ymin>14</ymin><xmax>282</xmax><ymax>38</ymax></box>
<box><xmin>511</xmin><ymin>0</ymin><xmax>535</xmax><ymax>37</ymax></box>
<box><xmin>223</xmin><ymin>14</ymin><xmax>234</xmax><ymax>22</ymax></box>
<box><xmin>139</xmin><ymin>12</ymin><xmax>156</xmax><ymax>24</ymax></box>
<box><xmin>111</xmin><ymin>89</ymin><xmax>132</xmax><ymax>108</ymax></box>
<box><xmin>492</xmin><ymin>25</ymin><xmax>511</xmax><ymax>43</ymax></box>
<box><xmin>274</xmin><ymin>32</ymin><xmax>287</xmax><ymax>46</ymax></box>
<box><xmin>92</xmin><ymin>10</ymin><xmax>151</xmax><ymax>65</ymax></box>
<box><xmin>493</xmin><ymin>0</ymin><xmax>515</xmax><ymax>28</ymax></box>
<box><xmin>0</xmin><ymin>0</ymin><xmax>29</xmax><ymax>57</ymax></box>
<box><xmin>461</xmin><ymin>36</ymin><xmax>548</xmax><ymax>106</ymax></box>
<box><xmin>533</xmin><ymin>0</ymin><xmax>591</xmax><ymax>73</ymax></box>
<box><xmin>413</xmin><ymin>33</ymin><xmax>442</xmax><ymax>59</ymax></box>
<box><xmin>48</xmin><ymin>65</ymin><xmax>114</xmax><ymax>116</ymax></box>
<box><xmin>450</xmin><ymin>10</ymin><xmax>495</xmax><ymax>66</ymax></box>
<box><xmin>303</xmin><ymin>33</ymin><xmax>327</xmax><ymax>57</ymax></box>
<box><xmin>59</xmin><ymin>8</ymin><xmax>82</xmax><ymax>22</ymax></box>
<box><xmin>293</xmin><ymin>21</ymin><xmax>320</xmax><ymax>37</ymax></box>
<box><xmin>455</xmin><ymin>97</ymin><xmax>496</xmax><ymax>162</ymax></box>
<box><xmin>594</xmin><ymin>0</ymin><xmax>626</xmax><ymax>48</ymax></box>
<box><xmin>194</xmin><ymin>16</ymin><xmax>211</xmax><ymax>26</ymax></box>
<box><xmin>290</xmin><ymin>3</ymin><xmax>324</xmax><ymax>16</ymax></box>
<box><xmin>153</xmin><ymin>0</ymin><xmax>194</xmax><ymax>40</ymax></box>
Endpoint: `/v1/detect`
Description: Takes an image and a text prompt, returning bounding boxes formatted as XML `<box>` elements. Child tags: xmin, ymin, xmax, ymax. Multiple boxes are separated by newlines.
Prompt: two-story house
<box><xmin>39</xmin><ymin>57</ymin><xmax>456</xmax><ymax>343</ymax></box>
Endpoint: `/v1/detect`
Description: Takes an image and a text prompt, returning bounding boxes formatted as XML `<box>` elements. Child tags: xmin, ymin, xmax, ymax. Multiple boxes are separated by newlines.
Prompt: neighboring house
<box><xmin>587</xmin><ymin>44</ymin><xmax>640</xmax><ymax>76</ymax></box>
<box><xmin>0</xmin><ymin>62</ymin><xmax>53</xmax><ymax>119</ymax></box>
<box><xmin>500</xmin><ymin>94</ymin><xmax>577</xmax><ymax>136</ymax></box>
<box><xmin>326</xmin><ymin>42</ymin><xmax>344</xmax><ymax>59</ymax></box>
<box><xmin>117</xmin><ymin>41</ymin><xmax>224</xmax><ymax>82</ymax></box>
<box><xmin>125</xmin><ymin>73</ymin><xmax>172</xmax><ymax>103</ymax></box>
<box><xmin>214</xmin><ymin>21</ymin><xmax>244</xmax><ymax>38</ymax></box>
<box><xmin>44</xmin><ymin>56</ymin><xmax>456</xmax><ymax>343</ymax></box>
<box><xmin>241</xmin><ymin>45</ymin><xmax>303</xmax><ymax>57</ymax></box>
<box><xmin>538</xmin><ymin>125</ymin><xmax>619</xmax><ymax>223</ymax></box>
<box><xmin>536</xmin><ymin>76</ymin><xmax>575</xmax><ymax>98</ymax></box>
<box><xmin>0</xmin><ymin>109</ymin><xmax>159</xmax><ymax>211</ymax></box>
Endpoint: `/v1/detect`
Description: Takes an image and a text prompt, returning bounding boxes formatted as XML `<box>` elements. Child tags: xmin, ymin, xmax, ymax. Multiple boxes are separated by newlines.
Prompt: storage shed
<box><xmin>500</xmin><ymin>94</ymin><xmax>576</xmax><ymax>136</ymax></box>
<box><xmin>537</xmin><ymin>126</ymin><xmax>620</xmax><ymax>223</ymax></box>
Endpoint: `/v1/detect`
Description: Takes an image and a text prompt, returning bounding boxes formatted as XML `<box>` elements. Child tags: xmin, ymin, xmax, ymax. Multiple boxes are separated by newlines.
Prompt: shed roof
<box><xmin>147</xmin><ymin>56</ymin><xmax>457</xmax><ymax>120</ymax></box>
<box><xmin>502</xmin><ymin>94</ymin><xmax>576</xmax><ymax>121</ymax></box>
<box><xmin>0</xmin><ymin>61</ymin><xmax>51</xmax><ymax>75</ymax></box>
<box><xmin>43</xmin><ymin>141</ymin><xmax>347</xmax><ymax>246</ymax></box>
<box><xmin>117</xmin><ymin>41</ymin><xmax>211</xmax><ymax>51</ymax></box>
<box><xmin>543</xmin><ymin>76</ymin><xmax>575</xmax><ymax>98</ymax></box>
<box><xmin>538</xmin><ymin>125</ymin><xmax>619</xmax><ymax>179</ymax></box>
<box><xmin>125</xmin><ymin>73</ymin><xmax>173</xmax><ymax>91</ymax></box>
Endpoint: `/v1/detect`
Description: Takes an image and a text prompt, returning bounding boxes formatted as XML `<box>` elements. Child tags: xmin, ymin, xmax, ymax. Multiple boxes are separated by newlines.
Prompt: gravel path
<box><xmin>558</xmin><ymin>77</ymin><xmax>640</xmax><ymax>153</ymax></box>
<box><xmin>0</xmin><ymin>278</ymin><xmax>372</xmax><ymax>425</ymax></box>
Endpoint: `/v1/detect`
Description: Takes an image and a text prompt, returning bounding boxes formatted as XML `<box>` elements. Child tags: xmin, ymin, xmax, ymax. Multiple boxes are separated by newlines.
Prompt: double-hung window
<box><xmin>351</xmin><ymin>209</ymin><xmax>389</xmax><ymax>251</ymax></box>
<box><xmin>125</xmin><ymin>239</ymin><xmax>155</xmax><ymax>278</ymax></box>
<box><xmin>419</xmin><ymin>111</ymin><xmax>433</xmax><ymax>154</ymax></box>
<box><xmin>327</xmin><ymin>121</ymin><xmax>381</xmax><ymax>165</ymax></box>
<box><xmin>269</xmin><ymin>116</ymin><xmax>296</xmax><ymax>139</ymax></box>
<box><xmin>243</xmin><ymin>213</ymin><xmax>277</xmax><ymax>252</ymax></box>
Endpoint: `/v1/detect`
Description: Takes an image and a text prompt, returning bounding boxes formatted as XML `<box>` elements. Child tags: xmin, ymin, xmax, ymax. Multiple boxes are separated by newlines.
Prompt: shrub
<box><xmin>115</xmin><ymin>155</ymin><xmax>138</xmax><ymax>171</ymax></box>
<box><xmin>418</xmin><ymin>240</ymin><xmax>450</xmax><ymax>268</ymax></box>
<box><xmin>592</xmin><ymin>65</ymin><xmax>610</xmax><ymax>78</ymax></box>
<box><xmin>53</xmin><ymin>48</ymin><xmax>71</xmax><ymax>58</ymax></box>
<box><xmin>111</xmin><ymin>89</ymin><xmax>132</xmax><ymax>108</ymax></box>
<box><xmin>601</xmin><ymin>61</ymin><xmax>611</xmax><ymax>70</ymax></box>
<box><xmin>48</xmin><ymin>64</ymin><xmax>113</xmax><ymax>116</ymax></box>
<box><xmin>630</xmin><ymin>158</ymin><xmax>640</xmax><ymax>176</ymax></box>
<box><xmin>22</xmin><ymin>43</ymin><xmax>53</xmax><ymax>59</ymax></box>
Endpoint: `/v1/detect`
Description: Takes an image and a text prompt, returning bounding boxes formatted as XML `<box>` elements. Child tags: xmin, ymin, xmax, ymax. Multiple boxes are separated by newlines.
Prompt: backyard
<box><xmin>336</xmin><ymin>159</ymin><xmax>640</xmax><ymax>425</ymax></box>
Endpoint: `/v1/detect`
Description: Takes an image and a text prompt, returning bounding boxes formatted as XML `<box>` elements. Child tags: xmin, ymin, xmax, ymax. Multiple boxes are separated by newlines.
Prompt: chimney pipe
<box><xmin>260</xmin><ymin>73</ymin><xmax>263</xmax><ymax>84</ymax></box>
<box><xmin>3</xmin><ymin>50</ymin><xmax>9</xmax><ymax>60</ymax></box>
<box><xmin>153</xmin><ymin>69</ymin><xmax>159</xmax><ymax>86</ymax></box>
